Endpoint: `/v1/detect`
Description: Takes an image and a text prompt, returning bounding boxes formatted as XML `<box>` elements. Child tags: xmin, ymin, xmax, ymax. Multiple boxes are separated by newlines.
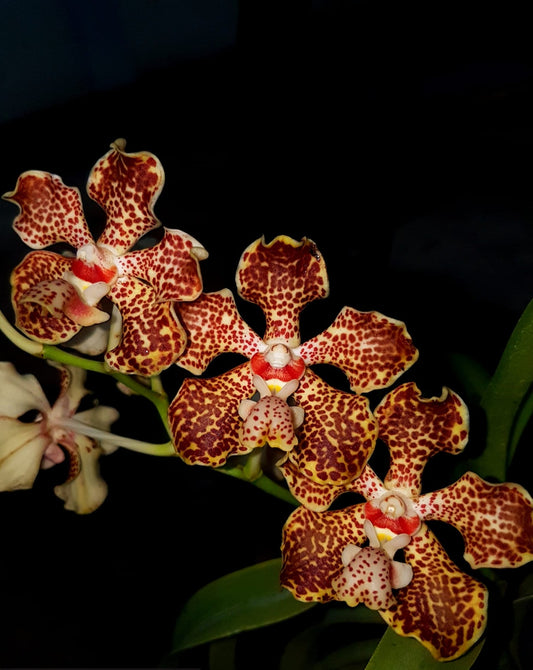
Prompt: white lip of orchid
<box><xmin>63</xmin><ymin>271</ymin><xmax>111</xmax><ymax>306</ymax></box>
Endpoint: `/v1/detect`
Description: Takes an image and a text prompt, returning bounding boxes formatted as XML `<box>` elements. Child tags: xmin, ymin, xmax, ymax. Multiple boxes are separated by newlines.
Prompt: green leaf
<box><xmin>448</xmin><ymin>352</ymin><xmax>491</xmax><ymax>403</ymax></box>
<box><xmin>469</xmin><ymin>298</ymin><xmax>533</xmax><ymax>480</ymax></box>
<box><xmin>170</xmin><ymin>558</ymin><xmax>315</xmax><ymax>654</ymax></box>
<box><xmin>364</xmin><ymin>627</ymin><xmax>484</xmax><ymax>670</ymax></box>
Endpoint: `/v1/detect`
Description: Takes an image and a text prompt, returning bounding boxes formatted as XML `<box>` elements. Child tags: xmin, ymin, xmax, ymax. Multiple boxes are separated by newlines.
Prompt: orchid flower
<box><xmin>280</xmin><ymin>382</ymin><xmax>533</xmax><ymax>660</ymax></box>
<box><xmin>3</xmin><ymin>139</ymin><xmax>208</xmax><ymax>376</ymax></box>
<box><xmin>169</xmin><ymin>235</ymin><xmax>418</xmax><ymax>488</ymax></box>
<box><xmin>0</xmin><ymin>360</ymin><xmax>120</xmax><ymax>514</ymax></box>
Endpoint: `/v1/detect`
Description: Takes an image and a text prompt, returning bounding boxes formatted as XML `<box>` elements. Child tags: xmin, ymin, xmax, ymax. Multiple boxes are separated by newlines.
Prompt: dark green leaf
<box><xmin>170</xmin><ymin>558</ymin><xmax>315</xmax><ymax>654</ymax></box>
<box><xmin>364</xmin><ymin>627</ymin><xmax>484</xmax><ymax>670</ymax></box>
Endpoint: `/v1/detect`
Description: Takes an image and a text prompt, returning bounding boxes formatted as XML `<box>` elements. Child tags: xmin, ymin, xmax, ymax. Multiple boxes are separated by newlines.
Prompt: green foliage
<box><xmin>169</xmin><ymin>559</ymin><xmax>315</xmax><ymax>658</ymax></box>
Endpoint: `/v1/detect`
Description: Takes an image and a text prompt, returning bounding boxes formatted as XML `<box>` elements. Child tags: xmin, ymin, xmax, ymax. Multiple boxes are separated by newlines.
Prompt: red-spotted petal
<box><xmin>297</xmin><ymin>306</ymin><xmax>419</xmax><ymax>393</ymax></box>
<box><xmin>380</xmin><ymin>524</ymin><xmax>487</xmax><ymax>661</ymax></box>
<box><xmin>375</xmin><ymin>383</ymin><xmax>469</xmax><ymax>497</ymax></box>
<box><xmin>289</xmin><ymin>369</ymin><xmax>378</xmax><ymax>486</ymax></box>
<box><xmin>281</xmin><ymin>503</ymin><xmax>366</xmax><ymax>602</ymax></box>
<box><xmin>175</xmin><ymin>290</ymin><xmax>264</xmax><ymax>374</ymax></box>
<box><xmin>236</xmin><ymin>236</ymin><xmax>329</xmax><ymax>347</ymax></box>
<box><xmin>169</xmin><ymin>363</ymin><xmax>255</xmax><ymax>466</ymax></box>
<box><xmin>117</xmin><ymin>228</ymin><xmax>207</xmax><ymax>301</ymax></box>
<box><xmin>89</xmin><ymin>139</ymin><xmax>164</xmax><ymax>255</ymax></box>
<box><xmin>417</xmin><ymin>471</ymin><xmax>533</xmax><ymax>569</ymax></box>
<box><xmin>3</xmin><ymin>171</ymin><xmax>93</xmax><ymax>250</ymax></box>
<box><xmin>105</xmin><ymin>276</ymin><xmax>188</xmax><ymax>375</ymax></box>
<box><xmin>11</xmin><ymin>251</ymin><xmax>83</xmax><ymax>343</ymax></box>
<box><xmin>239</xmin><ymin>394</ymin><xmax>300</xmax><ymax>452</ymax></box>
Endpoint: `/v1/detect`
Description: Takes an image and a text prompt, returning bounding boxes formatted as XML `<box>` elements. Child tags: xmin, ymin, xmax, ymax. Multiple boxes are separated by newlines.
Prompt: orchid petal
<box><xmin>238</xmin><ymin>390</ymin><xmax>300</xmax><ymax>452</ymax></box>
<box><xmin>297</xmin><ymin>306</ymin><xmax>419</xmax><ymax>393</ymax></box>
<box><xmin>375</xmin><ymin>383</ymin><xmax>469</xmax><ymax>497</ymax></box>
<box><xmin>11</xmin><ymin>251</ymin><xmax>83</xmax><ymax>343</ymax></box>
<box><xmin>236</xmin><ymin>236</ymin><xmax>329</xmax><ymax>347</ymax></box>
<box><xmin>0</xmin><ymin>418</ymin><xmax>48</xmax><ymax>490</ymax></box>
<box><xmin>380</xmin><ymin>525</ymin><xmax>487</xmax><ymax>661</ymax></box>
<box><xmin>0</xmin><ymin>361</ymin><xmax>50</xmax><ymax>415</ymax></box>
<box><xmin>74</xmin><ymin>406</ymin><xmax>120</xmax><ymax>453</ymax></box>
<box><xmin>417</xmin><ymin>471</ymin><xmax>533</xmax><ymax>568</ymax></box>
<box><xmin>279</xmin><ymin>460</ymin><xmax>347</xmax><ymax>511</ymax></box>
<box><xmin>169</xmin><ymin>363</ymin><xmax>255</xmax><ymax>466</ymax></box>
<box><xmin>289</xmin><ymin>369</ymin><xmax>378</xmax><ymax>485</ymax></box>
<box><xmin>106</xmin><ymin>276</ymin><xmax>187</xmax><ymax>376</ymax></box>
<box><xmin>3</xmin><ymin>171</ymin><xmax>93</xmax><ymax>249</ymax></box>
<box><xmin>280</xmin><ymin>503</ymin><xmax>366</xmax><ymax>602</ymax></box>
<box><xmin>175</xmin><ymin>290</ymin><xmax>264</xmax><ymax>374</ymax></box>
<box><xmin>54</xmin><ymin>433</ymin><xmax>109</xmax><ymax>514</ymax></box>
<box><xmin>89</xmin><ymin>139</ymin><xmax>164</xmax><ymax>255</ymax></box>
<box><xmin>117</xmin><ymin>228</ymin><xmax>206</xmax><ymax>301</ymax></box>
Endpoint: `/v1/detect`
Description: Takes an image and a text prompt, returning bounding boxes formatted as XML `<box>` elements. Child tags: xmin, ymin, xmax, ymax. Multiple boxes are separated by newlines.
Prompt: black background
<box><xmin>1</xmin><ymin>1</ymin><xmax>533</xmax><ymax>668</ymax></box>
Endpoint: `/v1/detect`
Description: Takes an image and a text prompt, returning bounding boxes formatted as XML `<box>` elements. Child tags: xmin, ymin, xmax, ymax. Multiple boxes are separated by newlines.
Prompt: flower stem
<box><xmin>61</xmin><ymin>417</ymin><xmax>175</xmax><ymax>456</ymax></box>
<box><xmin>0</xmin><ymin>309</ymin><xmax>43</xmax><ymax>355</ymax></box>
<box><xmin>219</xmin><ymin>464</ymin><xmax>298</xmax><ymax>506</ymax></box>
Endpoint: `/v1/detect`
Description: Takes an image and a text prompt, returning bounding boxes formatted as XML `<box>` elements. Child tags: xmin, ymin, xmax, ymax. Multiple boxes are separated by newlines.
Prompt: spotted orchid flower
<box><xmin>0</xmin><ymin>361</ymin><xmax>119</xmax><ymax>514</ymax></box>
<box><xmin>3</xmin><ymin>139</ymin><xmax>207</xmax><ymax>376</ymax></box>
<box><xmin>281</xmin><ymin>382</ymin><xmax>533</xmax><ymax>660</ymax></box>
<box><xmin>169</xmin><ymin>235</ymin><xmax>418</xmax><ymax>488</ymax></box>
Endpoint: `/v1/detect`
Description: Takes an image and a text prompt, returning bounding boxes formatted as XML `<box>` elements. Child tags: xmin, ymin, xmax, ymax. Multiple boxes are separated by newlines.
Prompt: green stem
<box><xmin>220</xmin><ymin>464</ymin><xmax>299</xmax><ymax>506</ymax></box>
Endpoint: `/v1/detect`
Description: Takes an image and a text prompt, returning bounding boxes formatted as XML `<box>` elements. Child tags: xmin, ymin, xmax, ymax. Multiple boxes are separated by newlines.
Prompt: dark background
<box><xmin>1</xmin><ymin>1</ymin><xmax>533</xmax><ymax>668</ymax></box>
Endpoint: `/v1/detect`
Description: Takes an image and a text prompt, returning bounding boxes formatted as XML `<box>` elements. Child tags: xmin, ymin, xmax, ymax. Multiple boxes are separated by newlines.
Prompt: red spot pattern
<box><xmin>236</xmin><ymin>236</ymin><xmax>329</xmax><ymax>346</ymax></box>
<box><xmin>5</xmin><ymin>141</ymin><xmax>206</xmax><ymax>375</ymax></box>
<box><xmin>239</xmin><ymin>395</ymin><xmax>299</xmax><ymax>452</ymax></box>
<box><xmin>4</xmin><ymin>171</ymin><xmax>93</xmax><ymax>250</ymax></box>
<box><xmin>11</xmin><ymin>251</ymin><xmax>81</xmax><ymax>343</ymax></box>
<box><xmin>175</xmin><ymin>290</ymin><xmax>264</xmax><ymax>375</ymax></box>
<box><xmin>281</xmin><ymin>504</ymin><xmax>367</xmax><ymax>602</ymax></box>
<box><xmin>89</xmin><ymin>143</ymin><xmax>164</xmax><ymax>255</ymax></box>
<box><xmin>106</xmin><ymin>276</ymin><xmax>188</xmax><ymax>376</ymax></box>
<box><xmin>380</xmin><ymin>526</ymin><xmax>487</xmax><ymax>661</ymax></box>
<box><xmin>375</xmin><ymin>382</ymin><xmax>469</xmax><ymax>496</ymax></box>
<box><xmin>419</xmin><ymin>472</ymin><xmax>533</xmax><ymax>568</ymax></box>
<box><xmin>289</xmin><ymin>369</ymin><xmax>378</xmax><ymax>485</ymax></box>
<box><xmin>298</xmin><ymin>306</ymin><xmax>419</xmax><ymax>393</ymax></box>
<box><xmin>169</xmin><ymin>363</ymin><xmax>256</xmax><ymax>466</ymax></box>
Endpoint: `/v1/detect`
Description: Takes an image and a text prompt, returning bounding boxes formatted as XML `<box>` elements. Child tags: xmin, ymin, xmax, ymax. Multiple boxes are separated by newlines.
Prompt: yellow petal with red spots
<box><xmin>106</xmin><ymin>276</ymin><xmax>187</xmax><ymax>376</ymax></box>
<box><xmin>175</xmin><ymin>290</ymin><xmax>264</xmax><ymax>375</ymax></box>
<box><xmin>380</xmin><ymin>524</ymin><xmax>487</xmax><ymax>661</ymax></box>
<box><xmin>417</xmin><ymin>471</ymin><xmax>533</xmax><ymax>568</ymax></box>
<box><xmin>279</xmin><ymin>459</ymin><xmax>348</xmax><ymax>511</ymax></box>
<box><xmin>11</xmin><ymin>251</ymin><xmax>83</xmax><ymax>344</ymax></box>
<box><xmin>89</xmin><ymin>139</ymin><xmax>164</xmax><ymax>255</ymax></box>
<box><xmin>169</xmin><ymin>363</ymin><xmax>255</xmax><ymax>466</ymax></box>
<box><xmin>116</xmin><ymin>228</ymin><xmax>206</xmax><ymax>302</ymax></box>
<box><xmin>375</xmin><ymin>383</ymin><xmax>469</xmax><ymax>496</ymax></box>
<box><xmin>3</xmin><ymin>171</ymin><xmax>93</xmax><ymax>250</ymax></box>
<box><xmin>236</xmin><ymin>236</ymin><xmax>329</xmax><ymax>347</ymax></box>
<box><xmin>298</xmin><ymin>306</ymin><xmax>418</xmax><ymax>393</ymax></box>
<box><xmin>290</xmin><ymin>369</ymin><xmax>378</xmax><ymax>486</ymax></box>
<box><xmin>281</xmin><ymin>503</ymin><xmax>367</xmax><ymax>603</ymax></box>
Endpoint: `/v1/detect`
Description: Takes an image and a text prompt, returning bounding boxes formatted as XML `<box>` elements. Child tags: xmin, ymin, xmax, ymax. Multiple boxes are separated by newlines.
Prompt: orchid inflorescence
<box><xmin>1</xmin><ymin>139</ymin><xmax>532</xmax><ymax>664</ymax></box>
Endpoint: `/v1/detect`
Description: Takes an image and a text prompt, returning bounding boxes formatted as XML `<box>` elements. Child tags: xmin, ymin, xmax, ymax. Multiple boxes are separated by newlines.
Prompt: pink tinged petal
<box><xmin>54</xmin><ymin>433</ymin><xmax>109</xmax><ymax>514</ymax></box>
<box><xmin>238</xmin><ymin>378</ymin><xmax>301</xmax><ymax>452</ymax></box>
<box><xmin>106</xmin><ymin>276</ymin><xmax>187</xmax><ymax>376</ymax></box>
<box><xmin>117</xmin><ymin>228</ymin><xmax>207</xmax><ymax>301</ymax></box>
<box><xmin>0</xmin><ymin>418</ymin><xmax>49</xmax><ymax>490</ymax></box>
<box><xmin>290</xmin><ymin>369</ymin><xmax>378</xmax><ymax>485</ymax></box>
<box><xmin>380</xmin><ymin>525</ymin><xmax>487</xmax><ymax>661</ymax></box>
<box><xmin>3</xmin><ymin>171</ymin><xmax>94</xmax><ymax>250</ymax></box>
<box><xmin>0</xmin><ymin>361</ymin><xmax>50</xmax><ymax>416</ymax></box>
<box><xmin>236</xmin><ymin>236</ymin><xmax>329</xmax><ymax>347</ymax></box>
<box><xmin>417</xmin><ymin>471</ymin><xmax>533</xmax><ymax>569</ymax></box>
<box><xmin>169</xmin><ymin>364</ymin><xmax>255</xmax><ymax>466</ymax></box>
<box><xmin>11</xmin><ymin>251</ymin><xmax>83</xmax><ymax>343</ymax></box>
<box><xmin>175</xmin><ymin>290</ymin><xmax>264</xmax><ymax>374</ymax></box>
<box><xmin>375</xmin><ymin>382</ymin><xmax>469</xmax><ymax>497</ymax></box>
<box><xmin>297</xmin><ymin>306</ymin><xmax>419</xmax><ymax>393</ymax></box>
<box><xmin>90</xmin><ymin>139</ymin><xmax>164</xmax><ymax>254</ymax></box>
<box><xmin>41</xmin><ymin>442</ymin><xmax>66</xmax><ymax>469</ymax></box>
<box><xmin>281</xmin><ymin>503</ymin><xmax>366</xmax><ymax>602</ymax></box>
